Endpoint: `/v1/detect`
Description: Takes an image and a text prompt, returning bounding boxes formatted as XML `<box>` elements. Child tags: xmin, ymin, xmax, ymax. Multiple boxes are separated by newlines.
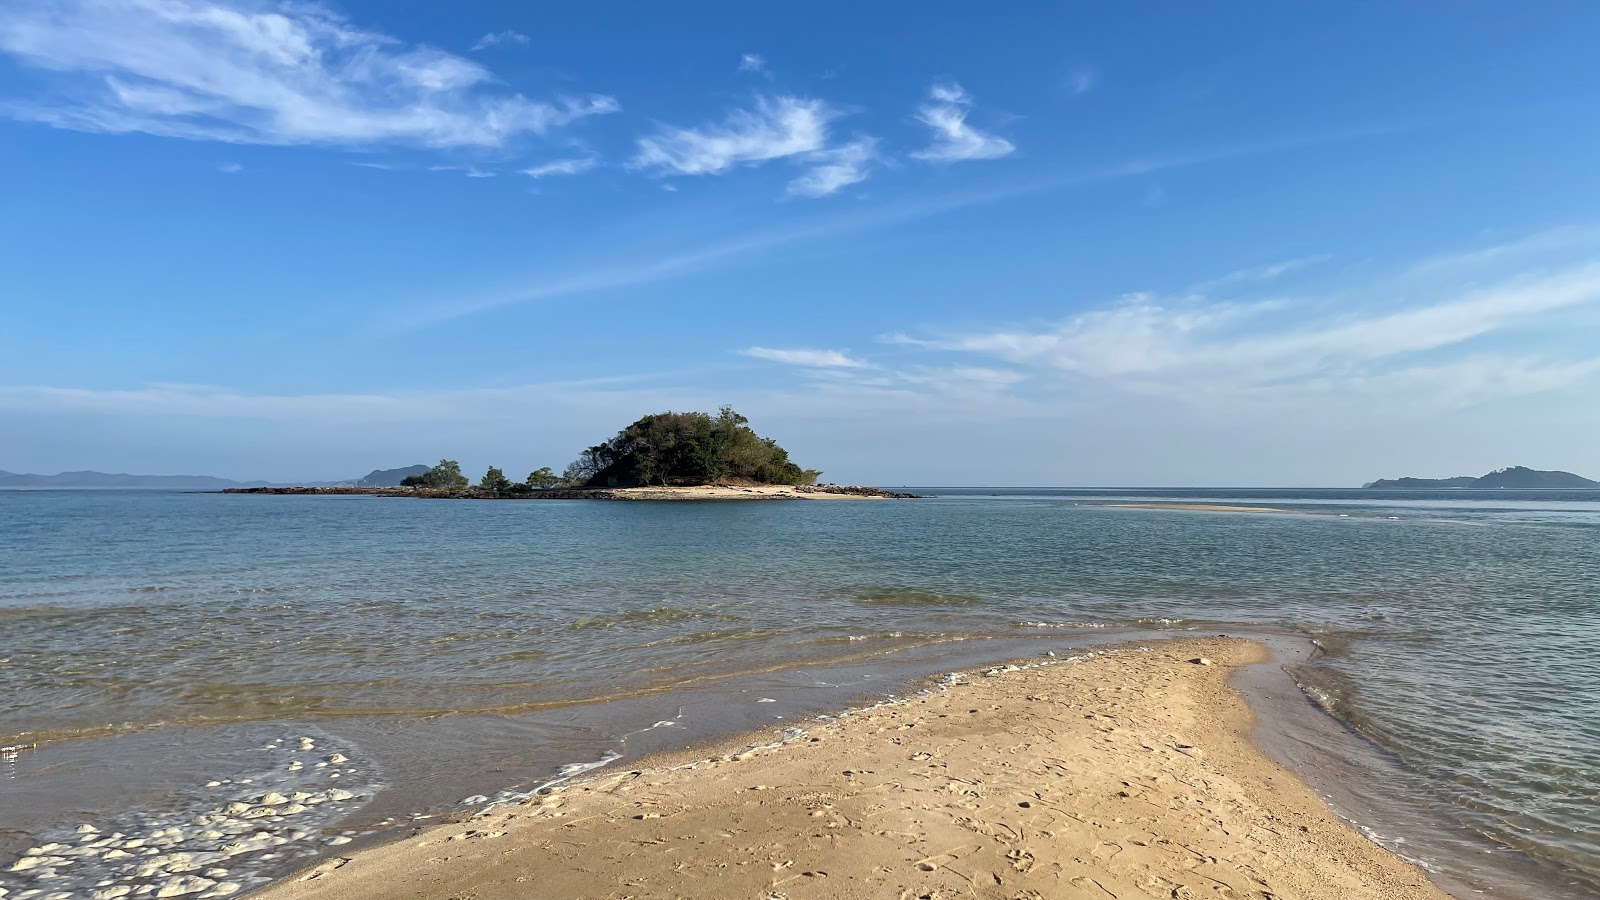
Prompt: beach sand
<box><xmin>261</xmin><ymin>639</ymin><xmax>1448</xmax><ymax>900</ymax></box>
<box><xmin>603</xmin><ymin>484</ymin><xmax>900</xmax><ymax>500</ymax></box>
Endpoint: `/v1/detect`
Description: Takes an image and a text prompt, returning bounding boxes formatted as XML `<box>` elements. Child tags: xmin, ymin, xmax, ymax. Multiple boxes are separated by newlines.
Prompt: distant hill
<box><xmin>1365</xmin><ymin>466</ymin><xmax>1600</xmax><ymax>490</ymax></box>
<box><xmin>0</xmin><ymin>465</ymin><xmax>436</xmax><ymax>489</ymax></box>
<box><xmin>1361</xmin><ymin>475</ymin><xmax>1479</xmax><ymax>489</ymax></box>
<box><xmin>351</xmin><ymin>465</ymin><xmax>430</xmax><ymax>487</ymax></box>
<box><xmin>0</xmin><ymin>470</ymin><xmax>271</xmax><ymax>489</ymax></box>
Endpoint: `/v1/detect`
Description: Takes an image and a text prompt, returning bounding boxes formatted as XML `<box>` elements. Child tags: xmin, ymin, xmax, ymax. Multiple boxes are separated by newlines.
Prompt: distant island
<box><xmin>1364</xmin><ymin>466</ymin><xmax>1600</xmax><ymax>490</ymax></box>
<box><xmin>0</xmin><ymin>470</ymin><xmax>273</xmax><ymax>489</ymax></box>
<box><xmin>227</xmin><ymin>408</ymin><xmax>916</xmax><ymax>501</ymax></box>
<box><xmin>0</xmin><ymin>465</ymin><xmax>433</xmax><ymax>490</ymax></box>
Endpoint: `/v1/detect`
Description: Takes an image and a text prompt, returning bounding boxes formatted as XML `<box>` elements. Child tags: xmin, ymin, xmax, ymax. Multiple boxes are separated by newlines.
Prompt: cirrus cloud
<box><xmin>0</xmin><ymin>0</ymin><xmax>618</xmax><ymax>149</ymax></box>
<box><xmin>742</xmin><ymin>347</ymin><xmax>871</xmax><ymax>369</ymax></box>
<box><xmin>910</xmin><ymin>82</ymin><xmax>1014</xmax><ymax>163</ymax></box>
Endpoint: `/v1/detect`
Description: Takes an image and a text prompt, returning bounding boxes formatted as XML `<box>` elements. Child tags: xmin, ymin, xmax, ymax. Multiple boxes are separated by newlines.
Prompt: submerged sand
<box><xmin>263</xmin><ymin>639</ymin><xmax>1447</xmax><ymax>900</ymax></box>
<box><xmin>1107</xmin><ymin>503</ymin><xmax>1294</xmax><ymax>514</ymax></box>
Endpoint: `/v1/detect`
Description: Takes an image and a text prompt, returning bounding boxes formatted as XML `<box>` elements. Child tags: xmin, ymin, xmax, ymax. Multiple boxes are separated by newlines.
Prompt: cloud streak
<box><xmin>742</xmin><ymin>347</ymin><xmax>870</xmax><ymax>368</ymax></box>
<box><xmin>631</xmin><ymin>96</ymin><xmax>835</xmax><ymax>176</ymax></box>
<box><xmin>787</xmin><ymin>137</ymin><xmax>876</xmax><ymax>197</ymax></box>
<box><xmin>403</xmin><ymin>119</ymin><xmax>1443</xmax><ymax>327</ymax></box>
<box><xmin>471</xmin><ymin>30</ymin><xmax>529</xmax><ymax>51</ymax></box>
<box><xmin>911</xmin><ymin>83</ymin><xmax>1014</xmax><ymax>163</ymax></box>
<box><xmin>0</xmin><ymin>0</ymin><xmax>617</xmax><ymax>148</ymax></box>
<box><xmin>890</xmin><ymin>251</ymin><xmax>1600</xmax><ymax>405</ymax></box>
<box><xmin>521</xmin><ymin>157</ymin><xmax>598</xmax><ymax>179</ymax></box>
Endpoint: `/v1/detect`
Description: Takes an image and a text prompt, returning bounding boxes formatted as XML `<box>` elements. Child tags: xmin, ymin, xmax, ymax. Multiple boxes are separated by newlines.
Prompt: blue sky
<box><xmin>3</xmin><ymin>1</ymin><xmax>1600</xmax><ymax>485</ymax></box>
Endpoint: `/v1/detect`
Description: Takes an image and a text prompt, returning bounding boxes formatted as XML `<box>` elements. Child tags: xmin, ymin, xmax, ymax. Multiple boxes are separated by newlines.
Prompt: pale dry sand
<box><xmin>263</xmin><ymin>639</ymin><xmax>1448</xmax><ymax>900</ymax></box>
<box><xmin>607</xmin><ymin>485</ymin><xmax>892</xmax><ymax>500</ymax></box>
<box><xmin>1107</xmin><ymin>503</ymin><xmax>1294</xmax><ymax>514</ymax></box>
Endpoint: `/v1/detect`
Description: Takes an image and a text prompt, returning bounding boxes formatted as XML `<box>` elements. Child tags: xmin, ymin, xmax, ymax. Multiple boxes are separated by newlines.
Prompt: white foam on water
<box><xmin>0</xmin><ymin>729</ymin><xmax>377</xmax><ymax>900</ymax></box>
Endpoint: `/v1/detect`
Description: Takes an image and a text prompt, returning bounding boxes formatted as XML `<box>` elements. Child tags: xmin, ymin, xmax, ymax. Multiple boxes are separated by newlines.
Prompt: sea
<box><xmin>1</xmin><ymin>487</ymin><xmax>1596</xmax><ymax>899</ymax></box>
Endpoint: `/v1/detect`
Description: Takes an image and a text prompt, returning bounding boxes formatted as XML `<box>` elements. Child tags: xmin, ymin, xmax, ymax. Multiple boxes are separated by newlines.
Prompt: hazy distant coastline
<box><xmin>1363</xmin><ymin>466</ymin><xmax>1600</xmax><ymax>490</ymax></box>
<box><xmin>0</xmin><ymin>465</ymin><xmax>428</xmax><ymax>490</ymax></box>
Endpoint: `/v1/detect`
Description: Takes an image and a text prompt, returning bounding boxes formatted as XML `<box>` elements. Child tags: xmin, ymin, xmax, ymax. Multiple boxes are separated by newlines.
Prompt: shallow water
<box><xmin>1</xmin><ymin>487</ymin><xmax>1597</xmax><ymax>897</ymax></box>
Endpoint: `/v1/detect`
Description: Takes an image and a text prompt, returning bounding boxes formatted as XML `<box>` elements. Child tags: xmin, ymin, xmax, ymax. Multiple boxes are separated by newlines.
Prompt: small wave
<box><xmin>0</xmin><ymin>727</ymin><xmax>379</xmax><ymax>899</ymax></box>
<box><xmin>570</xmin><ymin>607</ymin><xmax>737</xmax><ymax>628</ymax></box>
<box><xmin>852</xmin><ymin>588</ymin><xmax>985</xmax><ymax>606</ymax></box>
<box><xmin>490</xmin><ymin>648</ymin><xmax>551</xmax><ymax>662</ymax></box>
<box><xmin>650</xmin><ymin>629</ymin><xmax>780</xmax><ymax>647</ymax></box>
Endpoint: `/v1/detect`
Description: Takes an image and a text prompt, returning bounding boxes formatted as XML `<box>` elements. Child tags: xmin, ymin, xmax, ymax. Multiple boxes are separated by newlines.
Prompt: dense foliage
<box><xmin>526</xmin><ymin>467</ymin><xmax>561</xmax><ymax>488</ymax></box>
<box><xmin>563</xmin><ymin>407</ymin><xmax>821</xmax><ymax>487</ymax></box>
<box><xmin>402</xmin><ymin>459</ymin><xmax>469</xmax><ymax>489</ymax></box>
<box><xmin>397</xmin><ymin>410</ymin><xmax>818</xmax><ymax>492</ymax></box>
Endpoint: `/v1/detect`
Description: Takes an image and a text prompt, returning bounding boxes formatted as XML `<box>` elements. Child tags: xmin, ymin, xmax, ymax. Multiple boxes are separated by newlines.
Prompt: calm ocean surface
<box><xmin>2</xmin><ymin>488</ymin><xmax>1597</xmax><ymax>898</ymax></box>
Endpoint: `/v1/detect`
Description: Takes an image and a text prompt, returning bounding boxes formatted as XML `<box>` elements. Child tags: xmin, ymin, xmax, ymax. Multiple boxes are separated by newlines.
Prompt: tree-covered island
<box><xmin>231</xmin><ymin>408</ymin><xmax>915</xmax><ymax>500</ymax></box>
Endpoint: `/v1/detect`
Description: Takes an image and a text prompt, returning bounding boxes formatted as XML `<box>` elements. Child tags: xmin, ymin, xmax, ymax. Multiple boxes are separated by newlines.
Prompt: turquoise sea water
<box><xmin>1</xmin><ymin>488</ymin><xmax>1597</xmax><ymax>897</ymax></box>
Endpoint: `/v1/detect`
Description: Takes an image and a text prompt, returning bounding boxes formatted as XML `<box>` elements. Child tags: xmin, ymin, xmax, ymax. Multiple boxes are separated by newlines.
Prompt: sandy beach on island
<box><xmin>261</xmin><ymin>638</ymin><xmax>1449</xmax><ymax>900</ymax></box>
<box><xmin>599</xmin><ymin>484</ymin><xmax>908</xmax><ymax>501</ymax></box>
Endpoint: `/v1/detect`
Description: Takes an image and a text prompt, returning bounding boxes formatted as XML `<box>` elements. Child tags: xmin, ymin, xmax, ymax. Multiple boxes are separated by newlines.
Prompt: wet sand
<box><xmin>260</xmin><ymin>638</ymin><xmax>1449</xmax><ymax>900</ymax></box>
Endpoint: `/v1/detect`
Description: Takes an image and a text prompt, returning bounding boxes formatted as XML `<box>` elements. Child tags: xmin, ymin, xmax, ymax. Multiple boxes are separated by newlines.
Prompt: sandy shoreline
<box><xmin>261</xmin><ymin>638</ymin><xmax>1449</xmax><ymax>900</ymax></box>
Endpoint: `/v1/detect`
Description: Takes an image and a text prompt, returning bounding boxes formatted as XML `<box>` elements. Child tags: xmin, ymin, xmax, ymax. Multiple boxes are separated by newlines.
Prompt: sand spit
<box><xmin>222</xmin><ymin>484</ymin><xmax>916</xmax><ymax>501</ymax></box>
<box><xmin>261</xmin><ymin>639</ymin><xmax>1448</xmax><ymax>900</ymax></box>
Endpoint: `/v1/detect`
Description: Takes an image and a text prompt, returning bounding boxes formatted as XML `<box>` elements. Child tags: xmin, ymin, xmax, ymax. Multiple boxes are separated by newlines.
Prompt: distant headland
<box><xmin>1364</xmin><ymin>466</ymin><xmax>1600</xmax><ymax>489</ymax></box>
<box><xmin>225</xmin><ymin>408</ymin><xmax>918</xmax><ymax>501</ymax></box>
<box><xmin>0</xmin><ymin>464</ymin><xmax>433</xmax><ymax>490</ymax></box>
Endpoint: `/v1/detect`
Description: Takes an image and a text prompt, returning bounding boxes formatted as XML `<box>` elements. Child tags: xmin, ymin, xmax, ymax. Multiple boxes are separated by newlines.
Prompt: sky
<box><xmin>3</xmin><ymin>0</ymin><xmax>1600</xmax><ymax>486</ymax></box>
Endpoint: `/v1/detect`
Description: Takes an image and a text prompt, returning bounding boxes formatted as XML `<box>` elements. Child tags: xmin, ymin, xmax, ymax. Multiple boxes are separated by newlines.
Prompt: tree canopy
<box><xmin>563</xmin><ymin>407</ymin><xmax>821</xmax><ymax>487</ymax></box>
<box><xmin>402</xmin><ymin>459</ymin><xmax>470</xmax><ymax>489</ymax></box>
<box><xmin>526</xmin><ymin>467</ymin><xmax>561</xmax><ymax>489</ymax></box>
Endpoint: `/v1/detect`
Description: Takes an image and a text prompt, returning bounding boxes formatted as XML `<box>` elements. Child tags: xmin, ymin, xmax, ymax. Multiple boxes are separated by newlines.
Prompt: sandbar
<box><xmin>1107</xmin><ymin>503</ymin><xmax>1294</xmax><ymax>513</ymax></box>
<box><xmin>262</xmin><ymin>638</ymin><xmax>1448</xmax><ymax>900</ymax></box>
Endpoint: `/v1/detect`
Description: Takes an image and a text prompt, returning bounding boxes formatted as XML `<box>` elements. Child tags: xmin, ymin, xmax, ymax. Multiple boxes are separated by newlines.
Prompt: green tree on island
<box><xmin>563</xmin><ymin>406</ymin><xmax>821</xmax><ymax>487</ymax></box>
<box><xmin>526</xmin><ymin>467</ymin><xmax>561</xmax><ymax>489</ymax></box>
<box><xmin>400</xmin><ymin>459</ymin><xmax>470</xmax><ymax>489</ymax></box>
<box><xmin>479</xmin><ymin>466</ymin><xmax>512</xmax><ymax>492</ymax></box>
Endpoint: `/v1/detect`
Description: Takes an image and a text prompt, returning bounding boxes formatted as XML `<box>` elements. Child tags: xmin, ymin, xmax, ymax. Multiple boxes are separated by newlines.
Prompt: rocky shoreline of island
<box><xmin>220</xmin><ymin>483</ymin><xmax>920</xmax><ymax>500</ymax></box>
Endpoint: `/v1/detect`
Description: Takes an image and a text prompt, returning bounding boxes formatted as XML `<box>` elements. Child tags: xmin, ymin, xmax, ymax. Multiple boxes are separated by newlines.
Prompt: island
<box><xmin>225</xmin><ymin>408</ymin><xmax>918</xmax><ymax>500</ymax></box>
<box><xmin>1364</xmin><ymin>465</ymin><xmax>1600</xmax><ymax>489</ymax></box>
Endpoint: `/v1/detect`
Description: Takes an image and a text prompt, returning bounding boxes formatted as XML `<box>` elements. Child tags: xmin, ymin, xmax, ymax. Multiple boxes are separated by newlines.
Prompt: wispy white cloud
<box><xmin>403</xmin><ymin>121</ymin><xmax>1444</xmax><ymax>327</ymax></box>
<box><xmin>910</xmin><ymin>82</ymin><xmax>1014</xmax><ymax>163</ymax></box>
<box><xmin>631</xmin><ymin>96</ymin><xmax>835</xmax><ymax>176</ymax></box>
<box><xmin>1190</xmin><ymin>254</ymin><xmax>1331</xmax><ymax>292</ymax></box>
<box><xmin>787</xmin><ymin>137</ymin><xmax>876</xmax><ymax>198</ymax></box>
<box><xmin>889</xmin><ymin>249</ymin><xmax>1600</xmax><ymax>405</ymax></box>
<box><xmin>471</xmin><ymin>30</ymin><xmax>529</xmax><ymax>51</ymax></box>
<box><xmin>742</xmin><ymin>347</ymin><xmax>870</xmax><ymax>368</ymax></box>
<box><xmin>1066</xmin><ymin>67</ymin><xmax>1097</xmax><ymax>96</ymax></box>
<box><xmin>217</xmin><ymin>161</ymin><xmax>242</xmax><ymax>174</ymax></box>
<box><xmin>738</xmin><ymin>53</ymin><xmax>766</xmax><ymax>73</ymax></box>
<box><xmin>429</xmin><ymin>164</ymin><xmax>496</xmax><ymax>178</ymax></box>
<box><xmin>0</xmin><ymin>377</ymin><xmax>670</xmax><ymax>423</ymax></box>
<box><xmin>521</xmin><ymin>157</ymin><xmax>598</xmax><ymax>179</ymax></box>
<box><xmin>0</xmin><ymin>0</ymin><xmax>617</xmax><ymax>149</ymax></box>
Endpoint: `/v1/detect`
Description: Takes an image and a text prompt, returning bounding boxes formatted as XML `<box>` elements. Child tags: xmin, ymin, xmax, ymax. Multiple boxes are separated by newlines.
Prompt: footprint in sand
<box><xmin>300</xmin><ymin>857</ymin><xmax>351</xmax><ymax>881</ymax></box>
<box><xmin>1091</xmin><ymin>840</ymin><xmax>1123</xmax><ymax>859</ymax></box>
